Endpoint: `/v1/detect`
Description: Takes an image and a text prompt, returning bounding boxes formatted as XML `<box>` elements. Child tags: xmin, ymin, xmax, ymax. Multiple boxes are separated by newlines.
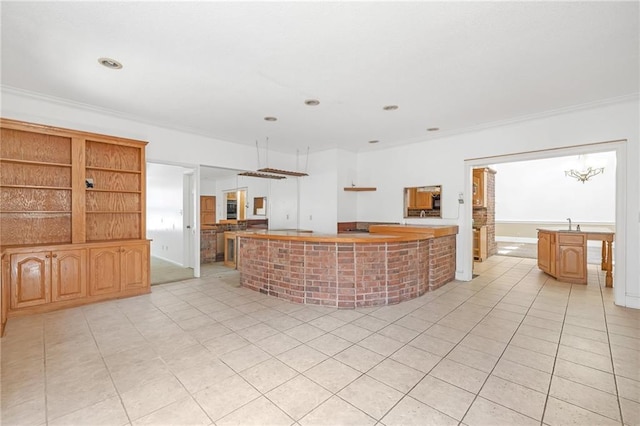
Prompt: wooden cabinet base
<box><xmin>1</xmin><ymin>239</ymin><xmax>150</xmax><ymax>334</ymax></box>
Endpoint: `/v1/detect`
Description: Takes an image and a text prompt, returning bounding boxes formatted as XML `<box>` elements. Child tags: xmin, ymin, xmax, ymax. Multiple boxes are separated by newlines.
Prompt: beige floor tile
<box><xmin>216</xmin><ymin>396</ymin><xmax>293</xmax><ymax>426</ymax></box>
<box><xmin>390</xmin><ymin>345</ymin><xmax>442</xmax><ymax>373</ymax></box>
<box><xmin>236</xmin><ymin>322</ymin><xmax>279</xmax><ymax>342</ymax></box>
<box><xmin>46</xmin><ymin>367</ymin><xmax>118</xmax><ymax>420</ymax></box>
<box><xmin>480</xmin><ymin>375</ymin><xmax>547</xmax><ymax>420</ymax></box>
<box><xmin>308</xmin><ymin>315</ymin><xmax>347</xmax><ymax>332</ymax></box>
<box><xmin>554</xmin><ymin>358</ymin><xmax>617</xmax><ymax>394</ymax></box>
<box><xmin>609</xmin><ymin>333</ymin><xmax>640</xmax><ymax>351</ymax></box>
<box><xmin>219</xmin><ymin>343</ymin><xmax>271</xmax><ymax>372</ymax></box>
<box><xmin>557</xmin><ymin>344</ymin><xmax>613</xmax><ymax>373</ymax></box>
<box><xmin>283</xmin><ymin>323</ymin><xmax>326</xmax><ymax>342</ymax></box>
<box><xmin>381</xmin><ymin>396</ymin><xmax>458</xmax><ymax>426</ymax></box>
<box><xmin>172</xmin><ymin>358</ymin><xmax>236</xmax><ymax>394</ymax></box>
<box><xmin>304</xmin><ymin>358</ymin><xmax>362</xmax><ymax>393</ymax></box>
<box><xmin>562</xmin><ymin>323</ymin><xmax>609</xmax><ymax>343</ymax></box>
<box><xmin>430</xmin><ymin>359</ymin><xmax>489</xmax><ymax>394</ymax></box>
<box><xmin>352</xmin><ymin>314</ymin><xmax>390</xmax><ymax>332</ymax></box>
<box><xmin>119</xmin><ymin>375</ymin><xmax>189</xmax><ymax>421</ymax></box>
<box><xmin>193</xmin><ymin>374</ymin><xmax>260</xmax><ymax>421</ymax></box>
<box><xmin>509</xmin><ymin>333</ymin><xmax>558</xmax><ymax>357</ymax></box>
<box><xmin>471</xmin><ymin>323</ymin><xmax>517</xmax><ymax>344</ymax></box>
<box><xmin>463</xmin><ymin>397</ymin><xmax>538</xmax><ymax>426</ymax></box>
<box><xmin>560</xmin><ymin>333</ymin><xmax>611</xmax><ymax>357</ymax></box>
<box><xmin>543</xmin><ymin>396</ymin><xmax>620</xmax><ymax>426</ymax></box>
<box><xmin>202</xmin><ymin>332</ymin><xmax>249</xmax><ymax>356</ymax></box>
<box><xmin>617</xmin><ymin>375</ymin><xmax>640</xmax><ymax>403</ymax></box>
<box><xmin>276</xmin><ymin>344</ymin><xmax>328</xmax><ymax>373</ymax></box>
<box><xmin>254</xmin><ymin>332</ymin><xmax>302</xmax><ymax>355</ymax></box>
<box><xmin>492</xmin><ymin>358</ymin><xmax>551</xmax><ymax>393</ymax></box>
<box><xmin>501</xmin><ymin>345</ymin><xmax>555</xmax><ymax>374</ymax></box>
<box><xmin>48</xmin><ymin>396</ymin><xmax>129</xmax><ymax>426</ymax></box>
<box><xmin>306</xmin><ymin>333</ymin><xmax>352</xmax><ymax>356</ymax></box>
<box><xmin>376</xmin><ymin>323</ymin><xmax>421</xmax><ymax>343</ymax></box>
<box><xmin>516</xmin><ymin>323</ymin><xmax>561</xmax><ymax>343</ymax></box>
<box><xmin>446</xmin><ymin>345</ymin><xmax>499</xmax><ymax>373</ymax></box>
<box><xmin>240</xmin><ymin>358</ymin><xmax>298</xmax><ymax>393</ymax></box>
<box><xmin>337</xmin><ymin>375</ymin><xmax>404</xmax><ymax>420</ymax></box>
<box><xmin>330</xmin><ymin>323</ymin><xmax>374</xmax><ymax>343</ymax></box>
<box><xmin>550</xmin><ymin>375</ymin><xmax>621</xmax><ymax>421</ymax></box>
<box><xmin>1</xmin><ymin>395</ymin><xmax>46</xmax><ymax>426</ymax></box>
<box><xmin>393</xmin><ymin>315</ymin><xmax>434</xmax><ymax>332</ymax></box>
<box><xmin>620</xmin><ymin>397</ymin><xmax>640</xmax><ymax>426</ymax></box>
<box><xmin>109</xmin><ymin>357</ymin><xmax>175</xmax><ymax>394</ymax></box>
<box><xmin>266</xmin><ymin>375</ymin><xmax>332</xmax><ymax>420</ymax></box>
<box><xmin>263</xmin><ymin>314</ymin><xmax>304</xmax><ymax>331</ymax></box>
<box><xmin>333</xmin><ymin>344</ymin><xmax>385</xmax><ymax>373</ymax></box>
<box><xmin>409</xmin><ymin>375</ymin><xmax>475</xmax><ymax>420</ymax></box>
<box><xmin>299</xmin><ymin>395</ymin><xmax>376</xmax><ymax>426</ymax></box>
<box><xmin>289</xmin><ymin>309</ymin><xmax>327</xmax><ymax>323</ymax></box>
<box><xmin>367</xmin><ymin>358</ymin><xmax>424</xmax><ymax>393</ymax></box>
<box><xmin>408</xmin><ymin>333</ymin><xmax>457</xmax><ymax>357</ymax></box>
<box><xmin>424</xmin><ymin>323</ymin><xmax>468</xmax><ymax>344</ymax></box>
<box><xmin>459</xmin><ymin>333</ymin><xmax>507</xmax><ymax>357</ymax></box>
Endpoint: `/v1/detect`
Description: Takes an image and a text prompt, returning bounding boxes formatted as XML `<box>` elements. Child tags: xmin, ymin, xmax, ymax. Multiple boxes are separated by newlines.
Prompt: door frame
<box><xmin>146</xmin><ymin>160</ymin><xmax>200</xmax><ymax>278</ymax></box>
<box><xmin>463</xmin><ymin>139</ymin><xmax>628</xmax><ymax>307</ymax></box>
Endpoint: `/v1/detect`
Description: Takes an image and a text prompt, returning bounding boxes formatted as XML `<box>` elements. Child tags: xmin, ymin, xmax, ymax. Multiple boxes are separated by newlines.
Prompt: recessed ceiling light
<box><xmin>368</xmin><ymin>140</ymin><xmax>379</xmax><ymax>144</ymax></box>
<box><xmin>304</xmin><ymin>99</ymin><xmax>320</xmax><ymax>106</ymax></box>
<box><xmin>98</xmin><ymin>57</ymin><xmax>123</xmax><ymax>69</ymax></box>
<box><xmin>264</xmin><ymin>116</ymin><xmax>278</xmax><ymax>122</ymax></box>
<box><xmin>382</xmin><ymin>105</ymin><xmax>398</xmax><ymax>111</ymax></box>
<box><xmin>427</xmin><ymin>127</ymin><xmax>440</xmax><ymax>132</ymax></box>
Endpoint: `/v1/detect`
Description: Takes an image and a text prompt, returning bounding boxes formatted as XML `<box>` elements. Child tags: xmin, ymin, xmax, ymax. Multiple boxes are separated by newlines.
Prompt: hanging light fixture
<box><xmin>564</xmin><ymin>155</ymin><xmax>604</xmax><ymax>183</ymax></box>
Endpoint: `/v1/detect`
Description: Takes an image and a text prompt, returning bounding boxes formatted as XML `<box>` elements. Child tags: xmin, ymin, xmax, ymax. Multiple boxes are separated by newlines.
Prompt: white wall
<box><xmin>146</xmin><ymin>163</ymin><xmax>186</xmax><ymax>264</ymax></box>
<box><xmin>2</xmin><ymin>88</ymin><xmax>638</xmax><ymax>307</ymax></box>
<box><xmin>357</xmin><ymin>99</ymin><xmax>639</xmax><ymax>308</ymax></box>
<box><xmin>337</xmin><ymin>150</ymin><xmax>358</xmax><ymax>222</ymax></box>
<box><xmin>493</xmin><ymin>151</ymin><xmax>616</xmax><ymax>223</ymax></box>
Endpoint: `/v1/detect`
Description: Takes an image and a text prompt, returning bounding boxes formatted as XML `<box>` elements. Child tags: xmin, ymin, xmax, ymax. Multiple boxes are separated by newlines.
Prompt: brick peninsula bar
<box><xmin>235</xmin><ymin>224</ymin><xmax>458</xmax><ymax>308</ymax></box>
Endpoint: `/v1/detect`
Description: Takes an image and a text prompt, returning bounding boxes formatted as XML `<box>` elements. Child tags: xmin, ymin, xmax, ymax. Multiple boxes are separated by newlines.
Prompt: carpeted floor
<box><xmin>151</xmin><ymin>257</ymin><xmax>238</xmax><ymax>285</ymax></box>
<box><xmin>497</xmin><ymin>241</ymin><xmax>604</xmax><ymax>265</ymax></box>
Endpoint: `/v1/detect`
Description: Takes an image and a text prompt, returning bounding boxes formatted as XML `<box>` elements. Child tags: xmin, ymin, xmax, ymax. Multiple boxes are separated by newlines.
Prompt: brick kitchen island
<box><xmin>234</xmin><ymin>225</ymin><xmax>458</xmax><ymax>308</ymax></box>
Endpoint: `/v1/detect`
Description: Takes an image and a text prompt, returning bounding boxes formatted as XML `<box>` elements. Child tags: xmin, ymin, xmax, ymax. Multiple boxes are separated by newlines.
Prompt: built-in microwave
<box><xmin>226</xmin><ymin>200</ymin><xmax>237</xmax><ymax>219</ymax></box>
<box><xmin>432</xmin><ymin>194</ymin><xmax>441</xmax><ymax>210</ymax></box>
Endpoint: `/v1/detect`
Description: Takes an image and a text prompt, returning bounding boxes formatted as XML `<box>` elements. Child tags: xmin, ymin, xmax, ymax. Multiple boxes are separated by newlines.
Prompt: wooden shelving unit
<box><xmin>0</xmin><ymin>119</ymin><xmax>150</xmax><ymax>336</ymax></box>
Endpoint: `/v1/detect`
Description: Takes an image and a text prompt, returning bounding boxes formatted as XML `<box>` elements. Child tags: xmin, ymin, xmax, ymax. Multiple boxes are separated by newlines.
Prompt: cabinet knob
<box><xmin>52</xmin><ymin>254</ymin><xmax>58</xmax><ymax>258</ymax></box>
<box><xmin>45</xmin><ymin>254</ymin><xmax>50</xmax><ymax>258</ymax></box>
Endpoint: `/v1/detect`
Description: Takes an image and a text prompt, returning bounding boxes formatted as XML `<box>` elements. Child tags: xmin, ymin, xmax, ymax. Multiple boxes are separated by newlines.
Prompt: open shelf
<box><xmin>85</xmin><ymin>166</ymin><xmax>142</xmax><ymax>174</ymax></box>
<box><xmin>344</xmin><ymin>187</ymin><xmax>377</xmax><ymax>192</ymax></box>
<box><xmin>0</xmin><ymin>184</ymin><xmax>72</xmax><ymax>190</ymax></box>
<box><xmin>0</xmin><ymin>158</ymin><xmax>72</xmax><ymax>167</ymax></box>
<box><xmin>86</xmin><ymin>211</ymin><xmax>142</xmax><ymax>214</ymax></box>
<box><xmin>86</xmin><ymin>188</ymin><xmax>142</xmax><ymax>194</ymax></box>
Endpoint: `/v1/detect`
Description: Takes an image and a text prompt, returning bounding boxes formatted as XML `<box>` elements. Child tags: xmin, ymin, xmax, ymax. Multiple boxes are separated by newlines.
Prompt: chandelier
<box><xmin>564</xmin><ymin>164</ymin><xmax>604</xmax><ymax>183</ymax></box>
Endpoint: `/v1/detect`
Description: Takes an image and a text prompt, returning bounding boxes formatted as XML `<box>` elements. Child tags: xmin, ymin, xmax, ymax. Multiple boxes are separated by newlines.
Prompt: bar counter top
<box><xmin>230</xmin><ymin>225</ymin><xmax>458</xmax><ymax>244</ymax></box>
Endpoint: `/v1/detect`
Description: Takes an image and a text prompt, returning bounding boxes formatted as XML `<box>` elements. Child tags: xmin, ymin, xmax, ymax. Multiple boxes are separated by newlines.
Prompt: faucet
<box><xmin>566</xmin><ymin>218</ymin><xmax>572</xmax><ymax>231</ymax></box>
<box><xmin>420</xmin><ymin>210</ymin><xmax>426</xmax><ymax>218</ymax></box>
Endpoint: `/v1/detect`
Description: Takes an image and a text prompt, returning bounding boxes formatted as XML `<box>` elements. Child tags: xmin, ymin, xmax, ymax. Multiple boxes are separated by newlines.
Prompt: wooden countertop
<box><xmin>537</xmin><ymin>227</ymin><xmax>614</xmax><ymax>238</ymax></box>
<box><xmin>230</xmin><ymin>225</ymin><xmax>458</xmax><ymax>243</ymax></box>
<box><xmin>369</xmin><ymin>224</ymin><xmax>459</xmax><ymax>238</ymax></box>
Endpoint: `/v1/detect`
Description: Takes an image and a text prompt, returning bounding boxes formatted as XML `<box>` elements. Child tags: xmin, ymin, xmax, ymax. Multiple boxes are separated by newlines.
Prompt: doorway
<box><xmin>464</xmin><ymin>140</ymin><xmax>628</xmax><ymax>306</ymax></box>
<box><xmin>147</xmin><ymin>162</ymin><xmax>199</xmax><ymax>285</ymax></box>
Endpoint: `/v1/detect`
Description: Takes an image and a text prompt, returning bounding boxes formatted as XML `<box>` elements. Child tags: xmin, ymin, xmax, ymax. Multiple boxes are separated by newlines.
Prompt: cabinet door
<box><xmin>51</xmin><ymin>249</ymin><xmax>87</xmax><ymax>302</ymax></box>
<box><xmin>558</xmin><ymin>245</ymin><xmax>586</xmax><ymax>282</ymax></box>
<box><xmin>201</xmin><ymin>212</ymin><xmax>216</xmax><ymax>225</ymax></box>
<box><xmin>10</xmin><ymin>252</ymin><xmax>50</xmax><ymax>309</ymax></box>
<box><xmin>472</xmin><ymin>169</ymin><xmax>485</xmax><ymax>207</ymax></box>
<box><xmin>537</xmin><ymin>231</ymin><xmax>553</xmax><ymax>274</ymax></box>
<box><xmin>121</xmin><ymin>243</ymin><xmax>149</xmax><ymax>291</ymax></box>
<box><xmin>415</xmin><ymin>191</ymin><xmax>433</xmax><ymax>209</ymax></box>
<box><xmin>201</xmin><ymin>196</ymin><xmax>215</xmax><ymax>212</ymax></box>
<box><xmin>89</xmin><ymin>247</ymin><xmax>121</xmax><ymax>295</ymax></box>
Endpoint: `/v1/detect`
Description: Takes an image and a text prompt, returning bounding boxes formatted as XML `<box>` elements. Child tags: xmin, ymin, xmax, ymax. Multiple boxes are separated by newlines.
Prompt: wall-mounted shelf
<box><xmin>258</xmin><ymin>167</ymin><xmax>308</xmax><ymax>177</ymax></box>
<box><xmin>343</xmin><ymin>187</ymin><xmax>377</xmax><ymax>192</ymax></box>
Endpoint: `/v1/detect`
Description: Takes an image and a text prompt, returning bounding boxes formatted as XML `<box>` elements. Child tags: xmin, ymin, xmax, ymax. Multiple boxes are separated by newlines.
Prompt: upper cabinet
<box><xmin>200</xmin><ymin>195</ymin><xmax>216</xmax><ymax>225</ymax></box>
<box><xmin>472</xmin><ymin>168</ymin><xmax>487</xmax><ymax>208</ymax></box>
<box><xmin>0</xmin><ymin>118</ymin><xmax>147</xmax><ymax>247</ymax></box>
<box><xmin>404</xmin><ymin>185</ymin><xmax>441</xmax><ymax>218</ymax></box>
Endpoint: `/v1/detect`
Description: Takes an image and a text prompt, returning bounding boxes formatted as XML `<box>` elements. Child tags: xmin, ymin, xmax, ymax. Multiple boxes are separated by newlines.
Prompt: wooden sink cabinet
<box><xmin>538</xmin><ymin>230</ymin><xmax>587</xmax><ymax>284</ymax></box>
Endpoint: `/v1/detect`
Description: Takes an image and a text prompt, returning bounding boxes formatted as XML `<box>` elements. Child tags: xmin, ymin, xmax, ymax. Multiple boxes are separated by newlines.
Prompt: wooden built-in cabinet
<box><xmin>538</xmin><ymin>230</ymin><xmax>587</xmax><ymax>284</ymax></box>
<box><xmin>200</xmin><ymin>195</ymin><xmax>216</xmax><ymax>225</ymax></box>
<box><xmin>473</xmin><ymin>226</ymin><xmax>487</xmax><ymax>262</ymax></box>
<box><xmin>472</xmin><ymin>168</ymin><xmax>487</xmax><ymax>208</ymax></box>
<box><xmin>0</xmin><ymin>119</ymin><xmax>150</xmax><ymax>335</ymax></box>
<box><xmin>407</xmin><ymin>188</ymin><xmax>433</xmax><ymax>209</ymax></box>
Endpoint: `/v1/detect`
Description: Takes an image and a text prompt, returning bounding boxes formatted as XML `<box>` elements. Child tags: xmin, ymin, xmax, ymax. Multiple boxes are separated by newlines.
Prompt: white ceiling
<box><xmin>1</xmin><ymin>2</ymin><xmax>638</xmax><ymax>153</ymax></box>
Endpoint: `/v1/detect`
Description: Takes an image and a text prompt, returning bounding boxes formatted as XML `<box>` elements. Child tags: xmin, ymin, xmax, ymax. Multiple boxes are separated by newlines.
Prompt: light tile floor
<box><xmin>2</xmin><ymin>256</ymin><xmax>638</xmax><ymax>425</ymax></box>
